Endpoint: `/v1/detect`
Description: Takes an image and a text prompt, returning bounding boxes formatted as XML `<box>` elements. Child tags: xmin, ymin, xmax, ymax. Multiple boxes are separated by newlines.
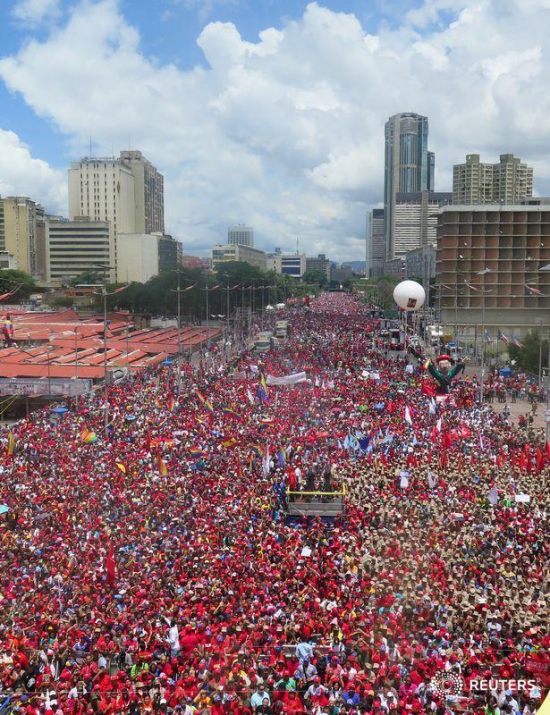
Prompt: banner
<box><xmin>0</xmin><ymin>377</ymin><xmax>92</xmax><ymax>397</ymax></box>
<box><xmin>266</xmin><ymin>372</ymin><xmax>307</xmax><ymax>386</ymax></box>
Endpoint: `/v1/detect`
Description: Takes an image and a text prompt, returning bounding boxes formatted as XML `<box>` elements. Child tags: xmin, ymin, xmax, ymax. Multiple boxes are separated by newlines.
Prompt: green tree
<box><xmin>302</xmin><ymin>269</ymin><xmax>328</xmax><ymax>288</ymax></box>
<box><xmin>0</xmin><ymin>269</ymin><xmax>37</xmax><ymax>299</ymax></box>
<box><xmin>49</xmin><ymin>296</ymin><xmax>75</xmax><ymax>308</ymax></box>
<box><xmin>68</xmin><ymin>270</ymin><xmax>104</xmax><ymax>287</ymax></box>
<box><xmin>507</xmin><ymin>330</ymin><xmax>549</xmax><ymax>376</ymax></box>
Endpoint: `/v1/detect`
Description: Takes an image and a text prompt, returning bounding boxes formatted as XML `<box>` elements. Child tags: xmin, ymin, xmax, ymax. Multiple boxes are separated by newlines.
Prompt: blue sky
<box><xmin>1</xmin><ymin>0</ymin><xmax>549</xmax><ymax>261</ymax></box>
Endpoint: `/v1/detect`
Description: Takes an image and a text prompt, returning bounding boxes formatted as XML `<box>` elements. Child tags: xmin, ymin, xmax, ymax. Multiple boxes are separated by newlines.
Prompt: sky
<box><xmin>1</xmin><ymin>0</ymin><xmax>550</xmax><ymax>263</ymax></box>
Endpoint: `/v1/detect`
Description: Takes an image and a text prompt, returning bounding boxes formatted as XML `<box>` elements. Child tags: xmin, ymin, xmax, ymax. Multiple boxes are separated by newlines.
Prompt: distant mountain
<box><xmin>342</xmin><ymin>261</ymin><xmax>366</xmax><ymax>272</ymax></box>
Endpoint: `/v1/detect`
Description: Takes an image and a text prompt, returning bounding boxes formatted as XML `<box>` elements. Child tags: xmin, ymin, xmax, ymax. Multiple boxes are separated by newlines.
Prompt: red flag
<box><xmin>518</xmin><ymin>451</ymin><xmax>527</xmax><ymax>473</ymax></box>
<box><xmin>421</xmin><ymin>380</ymin><xmax>436</xmax><ymax>397</ymax></box>
<box><xmin>459</xmin><ymin>423</ymin><xmax>471</xmax><ymax>439</ymax></box>
<box><xmin>440</xmin><ymin>449</ymin><xmax>448</xmax><ymax>469</ymax></box>
<box><xmin>105</xmin><ymin>544</ymin><xmax>116</xmax><ymax>586</ymax></box>
<box><xmin>442</xmin><ymin>430</ymin><xmax>453</xmax><ymax>449</ymax></box>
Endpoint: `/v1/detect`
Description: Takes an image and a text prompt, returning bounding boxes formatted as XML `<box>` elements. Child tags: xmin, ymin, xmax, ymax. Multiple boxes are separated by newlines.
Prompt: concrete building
<box><xmin>68</xmin><ymin>151</ymin><xmax>165</xmax><ymax>279</ymax></box>
<box><xmin>394</xmin><ymin>191</ymin><xmax>452</xmax><ymax>256</ymax></box>
<box><xmin>453</xmin><ymin>154</ymin><xmax>533</xmax><ymax>205</ymax></box>
<box><xmin>367</xmin><ymin>208</ymin><xmax>385</xmax><ymax>277</ymax></box>
<box><xmin>436</xmin><ymin>205</ymin><xmax>550</xmax><ymax>336</ymax></box>
<box><xmin>228</xmin><ymin>224</ymin><xmax>254</xmax><ymax>248</ymax></box>
<box><xmin>306</xmin><ymin>254</ymin><xmax>331</xmax><ymax>281</ymax></box>
<box><xmin>212</xmin><ymin>244</ymin><xmax>267</xmax><ymax>271</ymax></box>
<box><xmin>384</xmin><ymin>113</ymin><xmax>434</xmax><ymax>260</ymax></box>
<box><xmin>266</xmin><ymin>249</ymin><xmax>306</xmax><ymax>278</ymax></box>
<box><xmin>406</xmin><ymin>244</ymin><xmax>436</xmax><ymax>282</ymax></box>
<box><xmin>119</xmin><ymin>151</ymin><xmax>165</xmax><ymax>235</ymax></box>
<box><xmin>383</xmin><ymin>257</ymin><xmax>406</xmax><ymax>279</ymax></box>
<box><xmin>45</xmin><ymin>217</ymin><xmax>111</xmax><ymax>285</ymax></box>
<box><xmin>0</xmin><ymin>197</ymin><xmax>44</xmax><ymax>278</ymax></box>
<box><xmin>0</xmin><ymin>252</ymin><xmax>17</xmax><ymax>270</ymax></box>
<box><xmin>155</xmin><ymin>234</ymin><xmax>181</xmax><ymax>274</ymax></box>
<box><xmin>117</xmin><ymin>234</ymin><xmax>161</xmax><ymax>283</ymax></box>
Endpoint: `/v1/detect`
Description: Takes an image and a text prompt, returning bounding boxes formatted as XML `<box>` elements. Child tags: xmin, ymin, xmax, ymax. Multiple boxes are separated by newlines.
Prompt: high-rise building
<box><xmin>68</xmin><ymin>151</ymin><xmax>165</xmax><ymax>279</ymax></box>
<box><xmin>436</xmin><ymin>204</ymin><xmax>550</xmax><ymax>334</ymax></box>
<box><xmin>306</xmin><ymin>254</ymin><xmax>331</xmax><ymax>281</ymax></box>
<box><xmin>45</xmin><ymin>217</ymin><xmax>111</xmax><ymax>285</ymax></box>
<box><xmin>0</xmin><ymin>197</ymin><xmax>44</xmax><ymax>278</ymax></box>
<box><xmin>384</xmin><ymin>112</ymin><xmax>434</xmax><ymax>260</ymax></box>
<box><xmin>452</xmin><ymin>154</ymin><xmax>533</xmax><ymax>205</ymax></box>
<box><xmin>393</xmin><ymin>191</ymin><xmax>452</xmax><ymax>255</ymax></box>
<box><xmin>228</xmin><ymin>224</ymin><xmax>254</xmax><ymax>248</ymax></box>
<box><xmin>367</xmin><ymin>209</ymin><xmax>385</xmax><ymax>277</ymax></box>
<box><xmin>119</xmin><ymin>151</ymin><xmax>165</xmax><ymax>234</ymax></box>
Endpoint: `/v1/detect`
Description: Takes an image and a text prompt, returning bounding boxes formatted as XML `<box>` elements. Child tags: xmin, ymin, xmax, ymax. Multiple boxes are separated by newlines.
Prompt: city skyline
<box><xmin>1</xmin><ymin>0</ymin><xmax>550</xmax><ymax>263</ymax></box>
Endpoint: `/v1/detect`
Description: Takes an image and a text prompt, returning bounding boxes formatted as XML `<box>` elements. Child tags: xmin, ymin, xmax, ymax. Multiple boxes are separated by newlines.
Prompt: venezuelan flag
<box><xmin>222</xmin><ymin>407</ymin><xmax>238</xmax><ymax>417</ymax></box>
<box><xmin>189</xmin><ymin>447</ymin><xmax>207</xmax><ymax>458</ymax></box>
<box><xmin>249</xmin><ymin>444</ymin><xmax>263</xmax><ymax>459</ymax></box>
<box><xmin>220</xmin><ymin>436</ymin><xmax>238</xmax><ymax>449</ymax></box>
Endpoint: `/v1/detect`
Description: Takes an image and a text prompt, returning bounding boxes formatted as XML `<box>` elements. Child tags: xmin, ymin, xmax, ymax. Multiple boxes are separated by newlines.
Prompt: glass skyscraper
<box><xmin>384</xmin><ymin>113</ymin><xmax>434</xmax><ymax>259</ymax></box>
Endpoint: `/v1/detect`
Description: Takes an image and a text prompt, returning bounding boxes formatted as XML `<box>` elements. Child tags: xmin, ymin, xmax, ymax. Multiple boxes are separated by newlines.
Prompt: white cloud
<box><xmin>2</xmin><ymin>0</ymin><xmax>550</xmax><ymax>261</ymax></box>
<box><xmin>0</xmin><ymin>129</ymin><xmax>66</xmax><ymax>210</ymax></box>
<box><xmin>11</xmin><ymin>0</ymin><xmax>61</xmax><ymax>25</ymax></box>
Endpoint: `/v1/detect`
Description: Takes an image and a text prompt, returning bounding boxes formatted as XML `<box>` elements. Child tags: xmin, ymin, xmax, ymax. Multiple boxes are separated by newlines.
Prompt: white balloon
<box><xmin>393</xmin><ymin>280</ymin><xmax>426</xmax><ymax>311</ymax></box>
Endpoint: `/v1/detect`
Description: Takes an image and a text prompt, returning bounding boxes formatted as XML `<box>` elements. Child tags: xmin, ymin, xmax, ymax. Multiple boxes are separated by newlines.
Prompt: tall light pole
<box><xmin>92</xmin><ymin>264</ymin><xmax>118</xmax><ymax>433</ymax></box>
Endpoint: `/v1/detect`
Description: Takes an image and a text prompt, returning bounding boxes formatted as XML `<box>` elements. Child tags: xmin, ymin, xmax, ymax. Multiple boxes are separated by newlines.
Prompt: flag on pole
<box><xmin>484</xmin><ymin>330</ymin><xmax>494</xmax><ymax>343</ymax></box>
<box><xmin>246</xmin><ymin>388</ymin><xmax>255</xmax><ymax>405</ymax></box>
<box><xmin>524</xmin><ymin>284</ymin><xmax>545</xmax><ymax>296</ymax></box>
<box><xmin>404</xmin><ymin>406</ymin><xmax>413</xmax><ymax>426</ymax></box>
<box><xmin>427</xmin><ymin>471</ymin><xmax>437</xmax><ymax>489</ymax></box>
<box><xmin>511</xmin><ymin>334</ymin><xmax>524</xmax><ymax>348</ymax></box>
<box><xmin>428</xmin><ymin>398</ymin><xmax>437</xmax><ymax>415</ymax></box>
<box><xmin>498</xmin><ymin>330</ymin><xmax>510</xmax><ymax>345</ymax></box>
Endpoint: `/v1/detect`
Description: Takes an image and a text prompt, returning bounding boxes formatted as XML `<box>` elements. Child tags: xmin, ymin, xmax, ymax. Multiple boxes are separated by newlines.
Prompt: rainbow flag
<box><xmin>80</xmin><ymin>427</ymin><xmax>98</xmax><ymax>444</ymax></box>
<box><xmin>249</xmin><ymin>444</ymin><xmax>263</xmax><ymax>459</ymax></box>
<box><xmin>155</xmin><ymin>393</ymin><xmax>175</xmax><ymax>411</ymax></box>
<box><xmin>276</xmin><ymin>447</ymin><xmax>286</xmax><ymax>467</ymax></box>
<box><xmin>222</xmin><ymin>407</ymin><xmax>238</xmax><ymax>417</ymax></box>
<box><xmin>194</xmin><ymin>389</ymin><xmax>213</xmax><ymax>413</ymax></box>
<box><xmin>7</xmin><ymin>432</ymin><xmax>15</xmax><ymax>456</ymax></box>
<box><xmin>189</xmin><ymin>447</ymin><xmax>207</xmax><ymax>458</ymax></box>
<box><xmin>158</xmin><ymin>456</ymin><xmax>169</xmax><ymax>476</ymax></box>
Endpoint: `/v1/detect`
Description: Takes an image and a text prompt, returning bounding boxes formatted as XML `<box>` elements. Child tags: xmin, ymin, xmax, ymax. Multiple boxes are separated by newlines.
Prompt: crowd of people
<box><xmin>0</xmin><ymin>293</ymin><xmax>547</xmax><ymax>715</ymax></box>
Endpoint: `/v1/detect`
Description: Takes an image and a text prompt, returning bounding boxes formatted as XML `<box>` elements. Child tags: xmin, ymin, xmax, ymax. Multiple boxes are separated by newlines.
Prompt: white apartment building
<box><xmin>68</xmin><ymin>151</ymin><xmax>165</xmax><ymax>280</ymax></box>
